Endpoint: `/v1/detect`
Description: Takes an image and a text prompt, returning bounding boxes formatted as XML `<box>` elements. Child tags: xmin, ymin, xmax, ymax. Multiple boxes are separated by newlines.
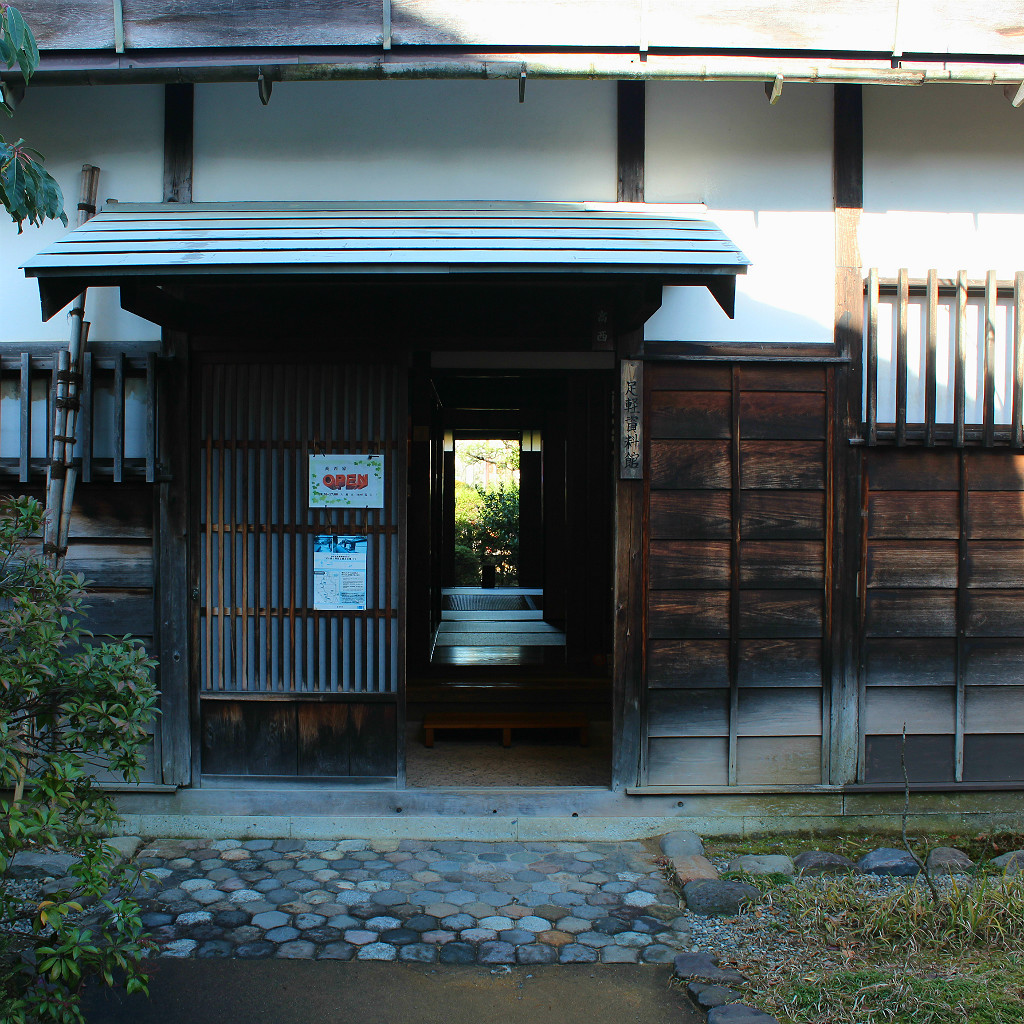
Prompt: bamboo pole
<box><xmin>43</xmin><ymin>164</ymin><xmax>100</xmax><ymax>570</ymax></box>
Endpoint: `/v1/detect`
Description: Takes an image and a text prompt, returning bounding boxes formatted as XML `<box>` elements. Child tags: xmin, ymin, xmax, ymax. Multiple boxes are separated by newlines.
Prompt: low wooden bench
<box><xmin>422</xmin><ymin>711</ymin><xmax>589</xmax><ymax>748</ymax></box>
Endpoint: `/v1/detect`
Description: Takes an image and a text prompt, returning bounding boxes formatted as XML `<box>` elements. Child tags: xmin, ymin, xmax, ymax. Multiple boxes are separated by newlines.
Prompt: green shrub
<box><xmin>453</xmin><ymin>544</ymin><xmax>480</xmax><ymax>586</ymax></box>
<box><xmin>0</xmin><ymin>496</ymin><xmax>158</xmax><ymax>1023</ymax></box>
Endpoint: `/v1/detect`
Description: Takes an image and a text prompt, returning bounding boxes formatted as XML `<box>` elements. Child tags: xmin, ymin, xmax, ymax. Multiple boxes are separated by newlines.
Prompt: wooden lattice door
<box><xmin>194</xmin><ymin>356</ymin><xmax>405</xmax><ymax>780</ymax></box>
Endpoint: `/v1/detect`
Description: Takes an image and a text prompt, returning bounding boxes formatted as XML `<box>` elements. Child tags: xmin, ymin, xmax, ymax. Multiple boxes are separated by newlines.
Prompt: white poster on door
<box><xmin>309</xmin><ymin>454</ymin><xmax>384</xmax><ymax>508</ymax></box>
<box><xmin>313</xmin><ymin>535</ymin><xmax>368</xmax><ymax>610</ymax></box>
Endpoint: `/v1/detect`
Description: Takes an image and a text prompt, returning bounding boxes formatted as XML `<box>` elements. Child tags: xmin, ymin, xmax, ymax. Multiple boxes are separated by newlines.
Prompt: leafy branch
<box><xmin>0</xmin><ymin>3</ymin><xmax>66</xmax><ymax>231</ymax></box>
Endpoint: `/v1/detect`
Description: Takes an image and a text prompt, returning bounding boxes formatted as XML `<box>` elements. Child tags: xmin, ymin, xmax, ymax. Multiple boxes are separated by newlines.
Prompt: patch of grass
<box><xmin>753</xmin><ymin>959</ymin><xmax>1024</xmax><ymax>1024</ymax></box>
<box><xmin>719</xmin><ymin>870</ymin><xmax>792</xmax><ymax>892</ymax></box>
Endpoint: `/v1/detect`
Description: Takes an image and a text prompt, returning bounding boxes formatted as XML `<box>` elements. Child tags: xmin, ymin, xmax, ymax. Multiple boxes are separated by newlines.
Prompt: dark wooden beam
<box><xmin>831</xmin><ymin>84</ymin><xmax>863</xmax><ymax>785</ymax></box>
<box><xmin>156</xmin><ymin>329</ymin><xmax>192</xmax><ymax>786</ymax></box>
<box><xmin>617</xmin><ymin>81</ymin><xmax>645</xmax><ymax>203</ymax></box>
<box><xmin>163</xmin><ymin>83</ymin><xmax>194</xmax><ymax>203</ymax></box>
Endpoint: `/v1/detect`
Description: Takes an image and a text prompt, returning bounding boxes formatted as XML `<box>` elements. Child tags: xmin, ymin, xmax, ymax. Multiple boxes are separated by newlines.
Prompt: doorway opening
<box><xmin>406</xmin><ymin>366</ymin><xmax>614</xmax><ymax>787</ymax></box>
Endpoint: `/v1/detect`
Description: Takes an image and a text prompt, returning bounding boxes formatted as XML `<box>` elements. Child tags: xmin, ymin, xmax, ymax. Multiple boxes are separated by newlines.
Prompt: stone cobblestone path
<box><xmin>136</xmin><ymin>838</ymin><xmax>690</xmax><ymax>964</ymax></box>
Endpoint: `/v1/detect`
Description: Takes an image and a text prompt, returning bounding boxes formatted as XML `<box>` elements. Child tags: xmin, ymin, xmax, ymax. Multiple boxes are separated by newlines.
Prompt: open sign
<box><xmin>322</xmin><ymin>473</ymin><xmax>369</xmax><ymax>490</ymax></box>
<box><xmin>309</xmin><ymin>454</ymin><xmax>384</xmax><ymax>508</ymax></box>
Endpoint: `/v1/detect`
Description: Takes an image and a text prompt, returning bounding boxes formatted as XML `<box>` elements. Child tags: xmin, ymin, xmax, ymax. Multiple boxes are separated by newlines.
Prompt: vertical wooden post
<box><xmin>156</xmin><ymin>83</ymin><xmax>195</xmax><ymax>786</ymax></box>
<box><xmin>925</xmin><ymin>269</ymin><xmax>938</xmax><ymax>446</ymax></box>
<box><xmin>612</xmin><ymin>80</ymin><xmax>646</xmax><ymax>788</ymax></box>
<box><xmin>895</xmin><ymin>268</ymin><xmax>909</xmax><ymax>447</ymax></box>
<box><xmin>831</xmin><ymin>84</ymin><xmax>864</xmax><ymax>785</ymax></box>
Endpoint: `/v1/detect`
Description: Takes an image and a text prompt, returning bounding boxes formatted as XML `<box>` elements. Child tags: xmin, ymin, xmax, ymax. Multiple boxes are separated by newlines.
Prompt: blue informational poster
<box><xmin>313</xmin><ymin>535</ymin><xmax>368</xmax><ymax>610</ymax></box>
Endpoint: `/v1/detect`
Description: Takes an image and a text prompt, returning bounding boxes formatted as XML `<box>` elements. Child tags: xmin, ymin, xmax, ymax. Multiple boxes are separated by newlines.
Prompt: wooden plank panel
<box><xmin>868</xmin><ymin>491</ymin><xmax>959</xmax><ymax>539</ymax></box>
<box><xmin>79</xmin><ymin>593</ymin><xmax>154</xmax><ymax>636</ymax></box>
<box><xmin>647</xmin><ymin>736</ymin><xmax>728</xmax><ymax>787</ymax></box>
<box><xmin>640</xmin><ymin>364</ymin><xmax>731</xmax><ymax>392</ymax></box>
<box><xmin>648</xmin><ymin>591</ymin><xmax>730</xmax><ymax>639</ymax></box>
<box><xmin>200</xmin><ymin>702</ymin><xmax>245</xmax><ymax>776</ymax></box>
<box><xmin>963</xmin><ymin>735</ymin><xmax>1024</xmax><ymax>783</ymax></box>
<box><xmin>864</xmin><ymin>590</ymin><xmax>957</xmax><ymax>637</ymax></box>
<box><xmin>735</xmin><ymin>737</ymin><xmax>821</xmax><ymax>785</ymax></box>
<box><xmin>242</xmin><ymin>702</ymin><xmax>297</xmax><ymax>776</ymax></box>
<box><xmin>965</xmin><ymin>686</ymin><xmax>1024</xmax><ymax>734</ymax></box>
<box><xmin>863</xmin><ymin>638</ymin><xmax>956</xmax><ymax>687</ymax></box>
<box><xmin>736</xmin><ymin>688</ymin><xmax>821</xmax><ymax>736</ymax></box>
<box><xmin>740</xmin><ymin>491</ymin><xmax>824</xmax><ymax>539</ymax></box>
<box><xmin>866</xmin><ymin>541</ymin><xmax>958</xmax><ymax>588</ymax></box>
<box><xmin>739</xmin><ymin>540</ymin><xmax>823</xmax><ymax>588</ymax></box>
<box><xmin>966</xmin><ymin>590</ymin><xmax>1024</xmax><ymax>636</ymax></box>
<box><xmin>647</xmin><ymin>639</ymin><xmax>730</xmax><ymax>689</ymax></box>
<box><xmin>737</xmin><ymin>366</ymin><xmax>826</xmax><ymax>393</ymax></box>
<box><xmin>297</xmin><ymin>702</ymin><xmax>350</xmax><ymax>776</ymax></box>
<box><xmin>648</xmin><ymin>390</ymin><xmax>731</xmax><ymax>439</ymax></box>
<box><xmin>969</xmin><ymin>492</ymin><xmax>1024</xmax><ymax>539</ymax></box>
<box><xmin>649</xmin><ymin>491</ymin><xmax>730</xmax><ymax>539</ymax></box>
<box><xmin>648</xmin><ymin>540</ymin><xmax>730</xmax><ymax>589</ymax></box>
<box><xmin>647</xmin><ymin>689</ymin><xmax>729</xmax><ymax>737</ymax></box>
<box><xmin>964</xmin><ymin>640</ymin><xmax>1024</xmax><ymax>686</ymax></box>
<box><xmin>349</xmin><ymin>702</ymin><xmax>398</xmax><ymax>777</ymax></box>
<box><xmin>739</xmin><ymin>392</ymin><xmax>826</xmax><ymax>440</ymax></box>
<box><xmin>864</xmin><ymin>735</ymin><xmax>955</xmax><ymax>783</ymax></box>
<box><xmin>64</xmin><ymin>542</ymin><xmax>154</xmax><ymax>588</ymax></box>
<box><xmin>736</xmin><ymin>638</ymin><xmax>823</xmax><ymax>687</ymax></box>
<box><xmin>650</xmin><ymin>440</ymin><xmax>730</xmax><ymax>489</ymax></box>
<box><xmin>738</xmin><ymin>590</ymin><xmax>822</xmax><ymax>637</ymax></box>
<box><xmin>966</xmin><ymin>542</ymin><xmax>1024</xmax><ymax>588</ymax></box>
<box><xmin>864</xmin><ymin>686</ymin><xmax>955</xmax><ymax>734</ymax></box>
<box><xmin>968</xmin><ymin>453</ymin><xmax>1024</xmax><ymax>491</ymax></box>
<box><xmin>740</xmin><ymin>441</ymin><xmax>825</xmax><ymax>490</ymax></box>
<box><xmin>867</xmin><ymin>451</ymin><xmax>959</xmax><ymax>490</ymax></box>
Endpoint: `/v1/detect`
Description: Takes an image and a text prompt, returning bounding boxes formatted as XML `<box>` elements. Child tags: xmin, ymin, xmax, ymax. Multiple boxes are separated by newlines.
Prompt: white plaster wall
<box><xmin>644</xmin><ymin>82</ymin><xmax>835</xmax><ymax>344</ymax></box>
<box><xmin>0</xmin><ymin>86</ymin><xmax>164</xmax><ymax>343</ymax></box>
<box><xmin>193</xmin><ymin>80</ymin><xmax>617</xmax><ymax>202</ymax></box>
<box><xmin>863</xmin><ymin>86</ymin><xmax>1024</xmax><ymax>423</ymax></box>
<box><xmin>862</xmin><ymin>85</ymin><xmax>1024</xmax><ymax>278</ymax></box>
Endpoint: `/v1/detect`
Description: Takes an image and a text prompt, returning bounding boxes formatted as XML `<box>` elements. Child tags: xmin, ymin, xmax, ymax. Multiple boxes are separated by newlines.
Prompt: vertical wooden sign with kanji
<box><xmin>620</xmin><ymin>359</ymin><xmax>643</xmax><ymax>479</ymax></box>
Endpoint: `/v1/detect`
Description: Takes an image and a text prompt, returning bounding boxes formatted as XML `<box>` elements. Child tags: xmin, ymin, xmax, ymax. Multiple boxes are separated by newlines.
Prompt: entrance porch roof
<box><xmin>23</xmin><ymin>201</ymin><xmax>749</xmax><ymax>323</ymax></box>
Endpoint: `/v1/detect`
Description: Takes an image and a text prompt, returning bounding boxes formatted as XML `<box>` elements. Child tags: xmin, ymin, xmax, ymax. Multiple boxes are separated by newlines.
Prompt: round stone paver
<box><xmin>136</xmin><ymin>835</ymin><xmax>685</xmax><ymax>965</ymax></box>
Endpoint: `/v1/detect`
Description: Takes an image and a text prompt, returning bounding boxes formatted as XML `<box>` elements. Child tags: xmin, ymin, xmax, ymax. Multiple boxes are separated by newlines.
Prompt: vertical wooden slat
<box><xmin>237</xmin><ymin>364</ymin><xmax>249</xmax><ymax>691</ymax></box>
<box><xmin>145</xmin><ymin>353</ymin><xmax>156</xmax><ymax>482</ymax></box>
<box><xmin>984</xmin><ymin>269</ymin><xmax>997</xmax><ymax>447</ymax></box>
<box><xmin>822</xmin><ymin>366</ymin><xmax>835</xmax><ymax>784</ymax></box>
<box><xmin>856</xmin><ymin>456</ymin><xmax>869</xmax><ymax>781</ymax></box>
<box><xmin>217</xmin><ymin>364</ymin><xmax>228</xmax><ymax>691</ymax></box>
<box><xmin>204</xmin><ymin>366</ymin><xmax>213</xmax><ymax>692</ymax></box>
<box><xmin>297</xmin><ymin>363</ymin><xmax>308</xmax><ymax>692</ymax></box>
<box><xmin>279</xmin><ymin>364</ymin><xmax>291</xmax><ymax>691</ymax></box>
<box><xmin>728</xmin><ymin>367</ymin><xmax>741</xmax><ymax>786</ymax></box>
<box><xmin>80</xmin><ymin>351</ymin><xmax>93</xmax><ymax>483</ymax></box>
<box><xmin>384</xmin><ymin>366</ymin><xmax>394</xmax><ymax>695</ymax></box>
<box><xmin>895</xmin><ymin>268</ymin><xmax>908</xmax><ymax>447</ymax></box>
<box><xmin>346</xmin><ymin>364</ymin><xmax>357</xmax><ymax>694</ymax></box>
<box><xmin>19</xmin><ymin>352</ymin><xmax>30</xmax><ymax>483</ymax></box>
<box><xmin>113</xmin><ymin>351</ymin><xmax>125</xmax><ymax>483</ymax></box>
<box><xmin>866</xmin><ymin>268</ymin><xmax>878</xmax><ymax>445</ymax></box>
<box><xmin>1014</xmin><ymin>271</ymin><xmax>1024</xmax><ymax>447</ymax></box>
<box><xmin>251</xmin><ymin>365</ymin><xmax>263</xmax><ymax>691</ymax></box>
<box><xmin>955</xmin><ymin>450</ymin><xmax>968</xmax><ymax>782</ymax></box>
<box><xmin>924</xmin><ymin>269</ymin><xmax>938</xmax><ymax>446</ymax></box>
<box><xmin>310</xmin><ymin>363</ymin><xmax>322</xmax><ymax>692</ymax></box>
<box><xmin>954</xmin><ymin>270</ymin><xmax>967</xmax><ymax>448</ymax></box>
<box><xmin>394</xmin><ymin>363</ymin><xmax>408</xmax><ymax>785</ymax></box>
<box><xmin>265</xmin><ymin>364</ymin><xmax>276</xmax><ymax>692</ymax></box>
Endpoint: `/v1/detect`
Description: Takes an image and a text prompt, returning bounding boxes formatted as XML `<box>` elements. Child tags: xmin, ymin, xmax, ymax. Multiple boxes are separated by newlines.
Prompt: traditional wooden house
<box><xmin>3</xmin><ymin>1</ymin><xmax>1024</xmax><ymax>835</ymax></box>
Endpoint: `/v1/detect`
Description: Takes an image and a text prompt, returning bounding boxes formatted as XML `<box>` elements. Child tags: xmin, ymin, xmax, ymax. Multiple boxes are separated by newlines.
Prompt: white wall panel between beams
<box><xmin>0</xmin><ymin>86</ymin><xmax>163</xmax><ymax>343</ymax></box>
<box><xmin>645</xmin><ymin>82</ymin><xmax>834</xmax><ymax>344</ymax></box>
<box><xmin>192</xmin><ymin>81</ymin><xmax>617</xmax><ymax>204</ymax></box>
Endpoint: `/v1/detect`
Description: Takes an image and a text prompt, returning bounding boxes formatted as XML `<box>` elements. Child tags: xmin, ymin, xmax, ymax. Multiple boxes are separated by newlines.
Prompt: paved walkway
<box><xmin>137</xmin><ymin>838</ymin><xmax>690</xmax><ymax>964</ymax></box>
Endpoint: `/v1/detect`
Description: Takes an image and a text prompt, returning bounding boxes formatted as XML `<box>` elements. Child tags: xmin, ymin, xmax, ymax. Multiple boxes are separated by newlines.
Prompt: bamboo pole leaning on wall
<box><xmin>43</xmin><ymin>164</ymin><xmax>100</xmax><ymax>569</ymax></box>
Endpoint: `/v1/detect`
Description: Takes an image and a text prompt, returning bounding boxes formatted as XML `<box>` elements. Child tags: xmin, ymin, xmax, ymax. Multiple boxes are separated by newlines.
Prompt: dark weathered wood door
<box><xmin>643</xmin><ymin>362</ymin><xmax>834</xmax><ymax>787</ymax></box>
<box><xmin>193</xmin><ymin>355</ymin><xmax>405</xmax><ymax>781</ymax></box>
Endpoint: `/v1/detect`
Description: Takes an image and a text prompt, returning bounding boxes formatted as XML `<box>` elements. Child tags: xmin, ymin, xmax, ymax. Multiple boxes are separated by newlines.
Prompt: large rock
<box><xmin>708</xmin><ymin>1005</ymin><xmax>781</xmax><ymax>1024</ymax></box>
<box><xmin>688</xmin><ymin>983</ymin><xmax>744</xmax><ymax>1009</ymax></box>
<box><xmin>673</xmin><ymin>952</ymin><xmax>748</xmax><ymax>986</ymax></box>
<box><xmin>660</xmin><ymin>830</ymin><xmax>705</xmax><ymax>858</ymax></box>
<box><xmin>992</xmin><ymin>850</ymin><xmax>1024</xmax><ymax>874</ymax></box>
<box><xmin>673</xmin><ymin>855</ymin><xmax>719</xmax><ymax>885</ymax></box>
<box><xmin>105</xmin><ymin>836</ymin><xmax>142</xmax><ymax>861</ymax></box>
<box><xmin>727</xmin><ymin>855</ymin><xmax>795</xmax><ymax>877</ymax></box>
<box><xmin>7</xmin><ymin>851</ymin><xmax>79</xmax><ymax>880</ymax></box>
<box><xmin>925</xmin><ymin>847</ymin><xmax>974</xmax><ymax>875</ymax></box>
<box><xmin>857</xmin><ymin>848</ymin><xmax>921</xmax><ymax>877</ymax></box>
<box><xmin>792</xmin><ymin>851</ymin><xmax>856</xmax><ymax>876</ymax></box>
<box><xmin>683</xmin><ymin>880</ymin><xmax>759</xmax><ymax>916</ymax></box>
